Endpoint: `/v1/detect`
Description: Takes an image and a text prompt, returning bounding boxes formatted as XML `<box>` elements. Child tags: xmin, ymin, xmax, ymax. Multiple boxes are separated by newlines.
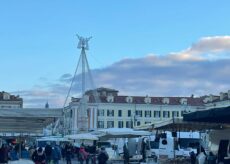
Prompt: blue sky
<box><xmin>1</xmin><ymin>1</ymin><xmax>230</xmax><ymax>107</ymax></box>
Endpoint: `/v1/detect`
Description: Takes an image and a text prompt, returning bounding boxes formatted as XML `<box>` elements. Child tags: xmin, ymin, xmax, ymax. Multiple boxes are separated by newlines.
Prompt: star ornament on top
<box><xmin>76</xmin><ymin>34</ymin><xmax>92</xmax><ymax>50</ymax></box>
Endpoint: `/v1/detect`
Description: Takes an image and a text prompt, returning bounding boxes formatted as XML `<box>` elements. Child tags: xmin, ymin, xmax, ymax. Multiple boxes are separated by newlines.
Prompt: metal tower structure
<box><xmin>61</xmin><ymin>35</ymin><xmax>99</xmax><ymax>134</ymax></box>
<box><xmin>76</xmin><ymin>35</ymin><xmax>92</xmax><ymax>132</ymax></box>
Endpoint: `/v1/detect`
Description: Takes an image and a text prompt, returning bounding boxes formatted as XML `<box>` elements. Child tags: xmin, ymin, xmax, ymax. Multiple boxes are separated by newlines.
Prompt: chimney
<box><xmin>144</xmin><ymin>95</ymin><xmax>151</xmax><ymax>104</ymax></box>
<box><xmin>106</xmin><ymin>95</ymin><xmax>114</xmax><ymax>103</ymax></box>
<box><xmin>220</xmin><ymin>92</ymin><xmax>224</xmax><ymax>101</ymax></box>
<box><xmin>209</xmin><ymin>94</ymin><xmax>214</xmax><ymax>102</ymax></box>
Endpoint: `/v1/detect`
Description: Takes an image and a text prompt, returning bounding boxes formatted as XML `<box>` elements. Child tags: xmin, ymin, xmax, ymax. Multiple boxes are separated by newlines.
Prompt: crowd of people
<box><xmin>0</xmin><ymin>141</ymin><xmax>109</xmax><ymax>164</ymax></box>
<box><xmin>30</xmin><ymin>142</ymin><xmax>109</xmax><ymax>164</ymax></box>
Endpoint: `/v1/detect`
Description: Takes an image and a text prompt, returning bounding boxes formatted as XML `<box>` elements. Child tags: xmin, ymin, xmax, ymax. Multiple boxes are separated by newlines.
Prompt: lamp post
<box><xmin>133</xmin><ymin>100</ymin><xmax>137</xmax><ymax>128</ymax></box>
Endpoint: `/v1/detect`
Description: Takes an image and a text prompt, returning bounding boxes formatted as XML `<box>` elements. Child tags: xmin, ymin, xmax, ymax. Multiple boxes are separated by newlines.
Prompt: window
<box><xmin>107</xmin><ymin>110</ymin><xmax>114</xmax><ymax>117</ymax></box>
<box><xmin>118</xmin><ymin>121</ymin><xmax>123</xmax><ymax>128</ymax></box>
<box><xmin>172</xmin><ymin>111</ymin><xmax>179</xmax><ymax>117</ymax></box>
<box><xmin>1</xmin><ymin>105</ymin><xmax>12</xmax><ymax>109</ymax></box>
<box><xmin>137</xmin><ymin>121</ymin><xmax>141</xmax><ymax>126</ymax></box>
<box><xmin>128</xmin><ymin>110</ymin><xmax>131</xmax><ymax>117</ymax></box>
<box><xmin>145</xmin><ymin>111</ymin><xmax>151</xmax><ymax>117</ymax></box>
<box><xmin>97</xmin><ymin>110</ymin><xmax>104</xmax><ymax>116</ymax></box>
<box><xmin>98</xmin><ymin>121</ymin><xmax>104</xmax><ymax>128</ymax></box>
<box><xmin>135</xmin><ymin>110</ymin><xmax>142</xmax><ymax>117</ymax></box>
<box><xmin>118</xmin><ymin>110</ymin><xmax>122</xmax><ymax>117</ymax></box>
<box><xmin>107</xmin><ymin>121</ymin><xmax>114</xmax><ymax>128</ymax></box>
<box><xmin>145</xmin><ymin>121</ymin><xmax>151</xmax><ymax>124</ymax></box>
<box><xmin>70</xmin><ymin>110</ymin><xmax>73</xmax><ymax>118</ymax></box>
<box><xmin>154</xmin><ymin>111</ymin><xmax>161</xmax><ymax>118</ymax></box>
<box><xmin>126</xmin><ymin>121</ymin><xmax>132</xmax><ymax>128</ymax></box>
<box><xmin>163</xmin><ymin>111</ymin><xmax>170</xmax><ymax>118</ymax></box>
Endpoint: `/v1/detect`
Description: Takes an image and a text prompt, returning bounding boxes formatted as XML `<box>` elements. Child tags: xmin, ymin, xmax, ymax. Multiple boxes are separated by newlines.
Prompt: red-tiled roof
<box><xmin>83</xmin><ymin>95</ymin><xmax>205</xmax><ymax>106</ymax></box>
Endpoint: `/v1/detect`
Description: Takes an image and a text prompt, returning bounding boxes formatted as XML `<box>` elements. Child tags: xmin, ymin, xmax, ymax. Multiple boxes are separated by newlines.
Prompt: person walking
<box><xmin>45</xmin><ymin>142</ymin><xmax>53</xmax><ymax>164</ymax></box>
<box><xmin>60</xmin><ymin>143</ymin><xmax>66</xmax><ymax>160</ymax></box>
<box><xmin>65</xmin><ymin>143</ymin><xmax>73</xmax><ymax>164</ymax></box>
<box><xmin>32</xmin><ymin>147</ymin><xmax>46</xmax><ymax>164</ymax></box>
<box><xmin>51</xmin><ymin>143</ymin><xmax>62</xmax><ymax>164</ymax></box>
<box><xmin>0</xmin><ymin>144</ymin><xmax>9</xmax><ymax>164</ymax></box>
<box><xmin>97</xmin><ymin>147</ymin><xmax>109</xmax><ymax>164</ymax></box>
<box><xmin>123</xmin><ymin>143</ymin><xmax>129</xmax><ymax>164</ymax></box>
<box><xmin>141</xmin><ymin>138</ymin><xmax>147</xmax><ymax>162</ymax></box>
<box><xmin>78</xmin><ymin>146</ymin><xmax>89</xmax><ymax>164</ymax></box>
<box><xmin>190</xmin><ymin>151</ymin><xmax>196</xmax><ymax>164</ymax></box>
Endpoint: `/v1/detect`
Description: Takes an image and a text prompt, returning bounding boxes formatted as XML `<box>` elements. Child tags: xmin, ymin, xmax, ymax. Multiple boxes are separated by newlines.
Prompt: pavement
<box><xmin>8</xmin><ymin>159</ymin><xmax>157</xmax><ymax>164</ymax></box>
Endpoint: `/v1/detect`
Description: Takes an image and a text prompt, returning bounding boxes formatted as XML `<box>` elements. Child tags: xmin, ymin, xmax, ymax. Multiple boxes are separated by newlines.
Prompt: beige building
<box><xmin>0</xmin><ymin>91</ymin><xmax>23</xmax><ymax>109</ymax></box>
<box><xmin>65</xmin><ymin>88</ymin><xmax>207</xmax><ymax>133</ymax></box>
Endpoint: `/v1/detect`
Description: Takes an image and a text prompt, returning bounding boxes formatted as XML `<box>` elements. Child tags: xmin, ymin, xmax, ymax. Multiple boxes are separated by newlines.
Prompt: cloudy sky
<box><xmin>1</xmin><ymin>1</ymin><xmax>230</xmax><ymax>108</ymax></box>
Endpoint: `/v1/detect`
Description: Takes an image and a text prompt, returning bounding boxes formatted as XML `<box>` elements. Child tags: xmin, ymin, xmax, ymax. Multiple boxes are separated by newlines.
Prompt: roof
<box><xmin>0</xmin><ymin>91</ymin><xmax>23</xmax><ymax>101</ymax></box>
<box><xmin>83</xmin><ymin>95</ymin><xmax>205</xmax><ymax>106</ymax></box>
<box><xmin>72</xmin><ymin>88</ymin><xmax>230</xmax><ymax>106</ymax></box>
<box><xmin>0</xmin><ymin>108</ymin><xmax>63</xmax><ymax>135</ymax></box>
<box><xmin>183</xmin><ymin>106</ymin><xmax>230</xmax><ymax>123</ymax></box>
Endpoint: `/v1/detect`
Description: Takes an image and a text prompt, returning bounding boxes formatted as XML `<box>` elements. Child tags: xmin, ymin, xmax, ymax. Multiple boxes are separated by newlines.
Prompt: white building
<box><xmin>203</xmin><ymin>91</ymin><xmax>230</xmax><ymax>109</ymax></box>
<box><xmin>65</xmin><ymin>87</ymin><xmax>208</xmax><ymax>134</ymax></box>
<box><xmin>0</xmin><ymin>91</ymin><xmax>23</xmax><ymax>109</ymax></box>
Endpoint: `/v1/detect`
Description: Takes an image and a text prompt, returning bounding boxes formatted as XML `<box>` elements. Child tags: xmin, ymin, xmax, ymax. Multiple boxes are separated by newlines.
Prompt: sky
<box><xmin>1</xmin><ymin>0</ymin><xmax>230</xmax><ymax>108</ymax></box>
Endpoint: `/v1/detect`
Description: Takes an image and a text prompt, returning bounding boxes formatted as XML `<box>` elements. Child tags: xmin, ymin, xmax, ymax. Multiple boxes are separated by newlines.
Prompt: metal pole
<box><xmin>134</xmin><ymin>101</ymin><xmax>137</xmax><ymax>127</ymax></box>
<box><xmin>18</xmin><ymin>136</ymin><xmax>22</xmax><ymax>159</ymax></box>
<box><xmin>82</xmin><ymin>48</ymin><xmax>86</xmax><ymax>98</ymax></box>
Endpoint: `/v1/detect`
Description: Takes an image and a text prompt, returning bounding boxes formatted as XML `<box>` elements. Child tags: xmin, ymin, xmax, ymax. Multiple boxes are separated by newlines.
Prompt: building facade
<box><xmin>0</xmin><ymin>91</ymin><xmax>23</xmax><ymax>109</ymax></box>
<box><xmin>65</xmin><ymin>87</ymin><xmax>211</xmax><ymax>133</ymax></box>
<box><xmin>203</xmin><ymin>91</ymin><xmax>230</xmax><ymax>109</ymax></box>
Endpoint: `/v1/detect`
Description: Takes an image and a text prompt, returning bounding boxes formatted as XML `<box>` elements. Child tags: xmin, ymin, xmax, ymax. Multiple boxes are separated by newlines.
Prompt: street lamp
<box><xmin>133</xmin><ymin>100</ymin><xmax>137</xmax><ymax>127</ymax></box>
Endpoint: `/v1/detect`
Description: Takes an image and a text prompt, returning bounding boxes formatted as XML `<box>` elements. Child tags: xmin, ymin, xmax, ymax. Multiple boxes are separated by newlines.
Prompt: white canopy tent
<box><xmin>37</xmin><ymin>136</ymin><xmax>70</xmax><ymax>142</ymax></box>
<box><xmin>65</xmin><ymin>133</ymin><xmax>99</xmax><ymax>140</ymax></box>
<box><xmin>97</xmin><ymin>128</ymin><xmax>151</xmax><ymax>139</ymax></box>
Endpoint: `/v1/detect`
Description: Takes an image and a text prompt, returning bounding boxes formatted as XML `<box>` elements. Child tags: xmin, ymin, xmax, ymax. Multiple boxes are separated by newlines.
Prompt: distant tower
<box><xmin>45</xmin><ymin>101</ymin><xmax>49</xmax><ymax>109</ymax></box>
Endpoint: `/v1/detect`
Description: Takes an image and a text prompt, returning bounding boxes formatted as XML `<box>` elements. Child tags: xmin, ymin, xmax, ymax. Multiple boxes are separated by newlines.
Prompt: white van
<box><xmin>149</xmin><ymin>131</ymin><xmax>201</xmax><ymax>159</ymax></box>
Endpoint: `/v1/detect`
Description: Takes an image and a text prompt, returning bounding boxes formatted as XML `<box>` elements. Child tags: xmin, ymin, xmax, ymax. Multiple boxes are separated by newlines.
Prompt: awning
<box><xmin>0</xmin><ymin>108</ymin><xmax>63</xmax><ymax>135</ymax></box>
<box><xmin>153</xmin><ymin>118</ymin><xmax>230</xmax><ymax>131</ymax></box>
<box><xmin>183</xmin><ymin>106</ymin><xmax>230</xmax><ymax>123</ymax></box>
<box><xmin>97</xmin><ymin>128</ymin><xmax>151</xmax><ymax>139</ymax></box>
<box><xmin>133</xmin><ymin>123</ymin><xmax>154</xmax><ymax>130</ymax></box>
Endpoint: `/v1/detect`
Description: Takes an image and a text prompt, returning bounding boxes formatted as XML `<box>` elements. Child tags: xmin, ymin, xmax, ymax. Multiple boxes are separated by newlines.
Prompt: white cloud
<box><xmin>169</xmin><ymin>36</ymin><xmax>230</xmax><ymax>61</ymax></box>
<box><xmin>17</xmin><ymin>36</ymin><xmax>230</xmax><ymax>107</ymax></box>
